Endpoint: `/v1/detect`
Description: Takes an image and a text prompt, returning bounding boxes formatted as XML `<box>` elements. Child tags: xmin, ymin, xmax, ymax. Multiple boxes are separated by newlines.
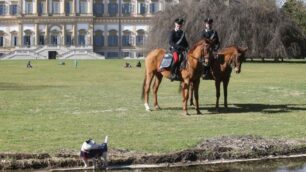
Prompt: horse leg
<box><xmin>223</xmin><ymin>78</ymin><xmax>229</xmax><ymax>108</ymax></box>
<box><xmin>189</xmin><ymin>82</ymin><xmax>195</xmax><ymax>106</ymax></box>
<box><xmin>153</xmin><ymin>73</ymin><xmax>163</xmax><ymax>110</ymax></box>
<box><xmin>215</xmin><ymin>80</ymin><xmax>221</xmax><ymax>111</ymax></box>
<box><xmin>144</xmin><ymin>72</ymin><xmax>154</xmax><ymax>111</ymax></box>
<box><xmin>193</xmin><ymin>79</ymin><xmax>201</xmax><ymax>114</ymax></box>
<box><xmin>181</xmin><ymin>80</ymin><xmax>190</xmax><ymax>115</ymax></box>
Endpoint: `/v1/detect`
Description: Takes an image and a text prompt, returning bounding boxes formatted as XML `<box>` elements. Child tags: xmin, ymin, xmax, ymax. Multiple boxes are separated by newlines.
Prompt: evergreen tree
<box><xmin>282</xmin><ymin>0</ymin><xmax>306</xmax><ymax>34</ymax></box>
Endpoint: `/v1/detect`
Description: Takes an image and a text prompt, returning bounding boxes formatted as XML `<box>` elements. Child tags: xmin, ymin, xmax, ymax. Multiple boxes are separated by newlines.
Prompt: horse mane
<box><xmin>188</xmin><ymin>39</ymin><xmax>207</xmax><ymax>55</ymax></box>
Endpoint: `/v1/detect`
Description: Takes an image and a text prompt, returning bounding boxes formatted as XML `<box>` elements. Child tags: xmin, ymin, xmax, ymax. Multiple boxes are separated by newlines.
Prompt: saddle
<box><xmin>159</xmin><ymin>52</ymin><xmax>187</xmax><ymax>70</ymax></box>
<box><xmin>159</xmin><ymin>53</ymin><xmax>174</xmax><ymax>69</ymax></box>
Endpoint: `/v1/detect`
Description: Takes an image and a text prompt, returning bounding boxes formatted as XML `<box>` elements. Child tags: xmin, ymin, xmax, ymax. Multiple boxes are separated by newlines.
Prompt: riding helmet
<box><xmin>204</xmin><ymin>18</ymin><xmax>213</xmax><ymax>24</ymax></box>
<box><xmin>175</xmin><ymin>18</ymin><xmax>184</xmax><ymax>25</ymax></box>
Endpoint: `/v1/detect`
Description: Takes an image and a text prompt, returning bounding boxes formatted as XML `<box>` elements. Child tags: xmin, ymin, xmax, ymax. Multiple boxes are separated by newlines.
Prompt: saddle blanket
<box><xmin>160</xmin><ymin>53</ymin><xmax>173</xmax><ymax>69</ymax></box>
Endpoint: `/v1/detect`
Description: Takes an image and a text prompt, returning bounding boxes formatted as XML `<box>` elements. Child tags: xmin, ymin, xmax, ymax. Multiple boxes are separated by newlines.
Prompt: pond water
<box><xmin>11</xmin><ymin>156</ymin><xmax>306</xmax><ymax>172</ymax></box>
<box><xmin>113</xmin><ymin>157</ymin><xmax>306</xmax><ymax>172</ymax></box>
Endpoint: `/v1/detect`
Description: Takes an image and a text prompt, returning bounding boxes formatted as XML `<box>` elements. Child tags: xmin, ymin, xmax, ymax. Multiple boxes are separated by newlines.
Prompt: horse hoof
<box><xmin>154</xmin><ymin>106</ymin><xmax>161</xmax><ymax>110</ymax></box>
<box><xmin>215</xmin><ymin>108</ymin><xmax>220</xmax><ymax>113</ymax></box>
<box><xmin>144</xmin><ymin>103</ymin><xmax>151</xmax><ymax>112</ymax></box>
<box><xmin>183</xmin><ymin>112</ymin><xmax>190</xmax><ymax>116</ymax></box>
<box><xmin>197</xmin><ymin>111</ymin><xmax>202</xmax><ymax>115</ymax></box>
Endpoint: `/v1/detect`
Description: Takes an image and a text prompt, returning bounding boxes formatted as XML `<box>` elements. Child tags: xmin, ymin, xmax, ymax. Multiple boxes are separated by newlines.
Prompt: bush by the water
<box><xmin>146</xmin><ymin>0</ymin><xmax>306</xmax><ymax>59</ymax></box>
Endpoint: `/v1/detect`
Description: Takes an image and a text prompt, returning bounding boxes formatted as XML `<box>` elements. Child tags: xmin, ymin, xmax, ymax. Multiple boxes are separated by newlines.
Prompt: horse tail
<box><xmin>141</xmin><ymin>69</ymin><xmax>147</xmax><ymax>100</ymax></box>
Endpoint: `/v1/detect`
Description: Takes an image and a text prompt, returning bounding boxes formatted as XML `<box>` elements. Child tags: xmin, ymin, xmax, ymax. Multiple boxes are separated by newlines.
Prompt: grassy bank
<box><xmin>0</xmin><ymin>60</ymin><xmax>305</xmax><ymax>154</ymax></box>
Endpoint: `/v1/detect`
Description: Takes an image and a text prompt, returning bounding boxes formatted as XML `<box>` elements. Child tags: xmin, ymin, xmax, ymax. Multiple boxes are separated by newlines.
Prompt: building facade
<box><xmin>0</xmin><ymin>0</ymin><xmax>179</xmax><ymax>59</ymax></box>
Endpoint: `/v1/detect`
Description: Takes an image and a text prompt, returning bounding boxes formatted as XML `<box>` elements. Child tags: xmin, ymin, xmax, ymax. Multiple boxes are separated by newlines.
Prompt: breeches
<box><xmin>172</xmin><ymin>51</ymin><xmax>179</xmax><ymax>64</ymax></box>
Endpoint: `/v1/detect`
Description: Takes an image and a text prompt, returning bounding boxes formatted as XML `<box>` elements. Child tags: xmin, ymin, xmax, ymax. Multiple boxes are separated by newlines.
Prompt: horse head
<box><xmin>188</xmin><ymin>39</ymin><xmax>213</xmax><ymax>66</ymax></box>
<box><xmin>202</xmin><ymin>39</ymin><xmax>214</xmax><ymax>66</ymax></box>
<box><xmin>232</xmin><ymin>47</ymin><xmax>248</xmax><ymax>73</ymax></box>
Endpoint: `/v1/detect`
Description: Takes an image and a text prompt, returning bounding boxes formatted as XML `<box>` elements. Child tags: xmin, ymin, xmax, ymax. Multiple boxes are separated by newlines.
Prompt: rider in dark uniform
<box><xmin>168</xmin><ymin>18</ymin><xmax>189</xmax><ymax>81</ymax></box>
<box><xmin>201</xmin><ymin>18</ymin><xmax>220</xmax><ymax>79</ymax></box>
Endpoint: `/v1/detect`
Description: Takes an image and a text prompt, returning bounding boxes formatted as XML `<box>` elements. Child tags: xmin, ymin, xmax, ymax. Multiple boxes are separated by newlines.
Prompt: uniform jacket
<box><xmin>201</xmin><ymin>29</ymin><xmax>220</xmax><ymax>51</ymax></box>
<box><xmin>169</xmin><ymin>29</ymin><xmax>189</xmax><ymax>52</ymax></box>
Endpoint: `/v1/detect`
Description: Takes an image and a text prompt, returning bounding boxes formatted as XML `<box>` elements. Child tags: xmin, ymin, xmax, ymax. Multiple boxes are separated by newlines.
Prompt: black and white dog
<box><xmin>80</xmin><ymin>136</ymin><xmax>108</xmax><ymax>168</ymax></box>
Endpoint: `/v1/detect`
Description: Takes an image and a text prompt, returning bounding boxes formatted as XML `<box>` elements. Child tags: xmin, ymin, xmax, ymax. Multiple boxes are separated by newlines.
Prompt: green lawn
<box><xmin>0</xmin><ymin>60</ymin><xmax>305</xmax><ymax>154</ymax></box>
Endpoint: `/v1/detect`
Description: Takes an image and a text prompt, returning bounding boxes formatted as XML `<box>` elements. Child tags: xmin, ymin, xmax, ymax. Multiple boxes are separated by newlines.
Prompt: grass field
<box><xmin>0</xmin><ymin>60</ymin><xmax>305</xmax><ymax>154</ymax></box>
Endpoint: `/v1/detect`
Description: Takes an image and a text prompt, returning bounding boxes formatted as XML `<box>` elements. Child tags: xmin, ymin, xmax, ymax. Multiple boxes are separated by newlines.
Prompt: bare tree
<box><xmin>146</xmin><ymin>0</ymin><xmax>306</xmax><ymax>59</ymax></box>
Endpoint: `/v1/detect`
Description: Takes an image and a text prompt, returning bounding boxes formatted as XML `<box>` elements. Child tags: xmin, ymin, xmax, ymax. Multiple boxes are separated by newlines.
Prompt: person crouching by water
<box><xmin>168</xmin><ymin>18</ymin><xmax>189</xmax><ymax>81</ymax></box>
<box><xmin>80</xmin><ymin>138</ymin><xmax>108</xmax><ymax>168</ymax></box>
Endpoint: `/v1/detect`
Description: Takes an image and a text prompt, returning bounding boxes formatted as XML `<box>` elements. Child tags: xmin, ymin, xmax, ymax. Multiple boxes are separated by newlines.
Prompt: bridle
<box><xmin>187</xmin><ymin>41</ymin><xmax>212</xmax><ymax>66</ymax></box>
<box><xmin>200</xmin><ymin>42</ymin><xmax>212</xmax><ymax>66</ymax></box>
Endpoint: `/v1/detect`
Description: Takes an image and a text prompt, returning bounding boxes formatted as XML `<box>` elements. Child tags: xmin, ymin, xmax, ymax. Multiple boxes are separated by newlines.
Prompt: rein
<box><xmin>188</xmin><ymin>45</ymin><xmax>208</xmax><ymax>64</ymax></box>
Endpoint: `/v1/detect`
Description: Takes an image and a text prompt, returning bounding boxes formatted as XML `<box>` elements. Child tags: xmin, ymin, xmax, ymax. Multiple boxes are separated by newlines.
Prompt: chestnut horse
<box><xmin>190</xmin><ymin>46</ymin><xmax>248</xmax><ymax>110</ymax></box>
<box><xmin>141</xmin><ymin>39</ymin><xmax>212</xmax><ymax>115</ymax></box>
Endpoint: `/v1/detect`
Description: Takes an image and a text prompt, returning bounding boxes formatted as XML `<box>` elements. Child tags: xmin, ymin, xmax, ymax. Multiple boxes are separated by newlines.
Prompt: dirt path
<box><xmin>1</xmin><ymin>136</ymin><xmax>306</xmax><ymax>170</ymax></box>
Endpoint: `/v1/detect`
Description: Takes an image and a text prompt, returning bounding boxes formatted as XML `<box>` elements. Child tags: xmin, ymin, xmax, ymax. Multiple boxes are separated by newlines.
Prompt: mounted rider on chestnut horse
<box><xmin>190</xmin><ymin>45</ymin><xmax>248</xmax><ymax>110</ymax></box>
<box><xmin>141</xmin><ymin>37</ymin><xmax>213</xmax><ymax>115</ymax></box>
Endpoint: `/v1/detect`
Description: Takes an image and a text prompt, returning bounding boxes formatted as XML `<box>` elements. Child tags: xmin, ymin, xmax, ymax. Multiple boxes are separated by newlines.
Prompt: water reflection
<box><xmin>13</xmin><ymin>157</ymin><xmax>306</xmax><ymax>172</ymax></box>
<box><xmin>129</xmin><ymin>157</ymin><xmax>306</xmax><ymax>172</ymax></box>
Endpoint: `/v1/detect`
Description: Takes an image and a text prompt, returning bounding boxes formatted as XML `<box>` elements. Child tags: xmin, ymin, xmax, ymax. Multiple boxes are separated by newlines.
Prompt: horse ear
<box><xmin>203</xmin><ymin>38</ymin><xmax>212</xmax><ymax>44</ymax></box>
<box><xmin>239</xmin><ymin>47</ymin><xmax>248</xmax><ymax>52</ymax></box>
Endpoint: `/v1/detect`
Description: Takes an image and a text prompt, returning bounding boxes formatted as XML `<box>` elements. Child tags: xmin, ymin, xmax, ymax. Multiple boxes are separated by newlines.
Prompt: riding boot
<box><xmin>170</xmin><ymin>63</ymin><xmax>179</xmax><ymax>81</ymax></box>
<box><xmin>202</xmin><ymin>65</ymin><xmax>212</xmax><ymax>80</ymax></box>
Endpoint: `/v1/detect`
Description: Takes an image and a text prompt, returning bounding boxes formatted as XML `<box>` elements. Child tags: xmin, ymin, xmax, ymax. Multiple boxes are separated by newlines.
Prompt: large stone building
<box><xmin>0</xmin><ymin>0</ymin><xmax>179</xmax><ymax>59</ymax></box>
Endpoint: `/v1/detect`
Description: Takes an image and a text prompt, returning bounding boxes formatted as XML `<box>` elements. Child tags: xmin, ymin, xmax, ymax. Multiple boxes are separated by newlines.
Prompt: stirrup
<box><xmin>158</xmin><ymin>67</ymin><xmax>167</xmax><ymax>72</ymax></box>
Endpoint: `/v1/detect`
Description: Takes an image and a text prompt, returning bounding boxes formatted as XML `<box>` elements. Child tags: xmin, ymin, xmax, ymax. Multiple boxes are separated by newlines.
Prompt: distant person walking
<box><xmin>27</xmin><ymin>60</ymin><xmax>32</xmax><ymax>69</ymax></box>
<box><xmin>136</xmin><ymin>61</ymin><xmax>141</xmax><ymax>68</ymax></box>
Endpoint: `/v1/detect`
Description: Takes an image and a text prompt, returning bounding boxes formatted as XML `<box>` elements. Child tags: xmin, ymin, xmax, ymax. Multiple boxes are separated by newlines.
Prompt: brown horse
<box><xmin>190</xmin><ymin>46</ymin><xmax>248</xmax><ymax>110</ymax></box>
<box><xmin>141</xmin><ymin>39</ymin><xmax>212</xmax><ymax>115</ymax></box>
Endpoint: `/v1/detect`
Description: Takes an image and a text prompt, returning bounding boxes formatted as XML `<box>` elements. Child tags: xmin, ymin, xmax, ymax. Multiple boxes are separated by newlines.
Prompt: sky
<box><xmin>275</xmin><ymin>0</ymin><xmax>306</xmax><ymax>7</ymax></box>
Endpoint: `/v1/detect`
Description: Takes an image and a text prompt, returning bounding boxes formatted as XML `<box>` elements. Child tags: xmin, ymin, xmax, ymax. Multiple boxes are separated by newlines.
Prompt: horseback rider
<box><xmin>168</xmin><ymin>18</ymin><xmax>189</xmax><ymax>81</ymax></box>
<box><xmin>201</xmin><ymin>18</ymin><xmax>220</xmax><ymax>79</ymax></box>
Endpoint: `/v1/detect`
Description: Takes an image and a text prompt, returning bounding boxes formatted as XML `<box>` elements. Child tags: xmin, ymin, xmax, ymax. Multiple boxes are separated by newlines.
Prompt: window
<box><xmin>39</xmin><ymin>35</ymin><xmax>44</xmax><ymax>45</ymax></box>
<box><xmin>25</xmin><ymin>1</ymin><xmax>33</xmax><ymax>14</ymax></box>
<box><xmin>136</xmin><ymin>35</ymin><xmax>144</xmax><ymax>46</ymax></box>
<box><xmin>122</xmin><ymin>35</ymin><xmax>129</xmax><ymax>46</ymax></box>
<box><xmin>24</xmin><ymin>35</ymin><xmax>31</xmax><ymax>46</ymax></box>
<box><xmin>0</xmin><ymin>36</ymin><xmax>3</xmax><ymax>47</ymax></box>
<box><xmin>137</xmin><ymin>52</ymin><xmax>144</xmax><ymax>58</ymax></box>
<box><xmin>94</xmin><ymin>32</ymin><xmax>104</xmax><ymax>47</ymax></box>
<box><xmin>10</xmin><ymin>4</ymin><xmax>18</xmax><ymax>15</ymax></box>
<box><xmin>108</xmin><ymin>2</ymin><xmax>118</xmax><ymax>16</ymax></box>
<box><xmin>66</xmin><ymin>35</ymin><xmax>72</xmax><ymax>46</ymax></box>
<box><xmin>108</xmin><ymin>35</ymin><xmax>118</xmax><ymax>46</ymax></box>
<box><xmin>38</xmin><ymin>2</ymin><xmax>43</xmax><ymax>15</ymax></box>
<box><xmin>107</xmin><ymin>52</ymin><xmax>119</xmax><ymax>58</ymax></box>
<box><xmin>0</xmin><ymin>4</ymin><xmax>6</xmax><ymax>15</ymax></box>
<box><xmin>122</xmin><ymin>35</ymin><xmax>133</xmax><ymax>46</ymax></box>
<box><xmin>12</xmin><ymin>36</ymin><xmax>17</xmax><ymax>46</ymax></box>
<box><xmin>122</xmin><ymin>52</ymin><xmax>130</xmax><ymax>57</ymax></box>
<box><xmin>137</xmin><ymin>2</ymin><xmax>146</xmax><ymax>15</ymax></box>
<box><xmin>94</xmin><ymin>2</ymin><xmax>104</xmax><ymax>16</ymax></box>
<box><xmin>52</xmin><ymin>0</ymin><xmax>60</xmax><ymax>14</ymax></box>
<box><xmin>51</xmin><ymin>35</ymin><xmax>58</xmax><ymax>45</ymax></box>
<box><xmin>80</xmin><ymin>0</ymin><xmax>88</xmax><ymax>14</ymax></box>
<box><xmin>122</xmin><ymin>3</ymin><xmax>132</xmax><ymax>15</ymax></box>
<box><xmin>150</xmin><ymin>2</ymin><xmax>158</xmax><ymax>14</ymax></box>
<box><xmin>65</xmin><ymin>1</ymin><xmax>71</xmax><ymax>14</ymax></box>
<box><xmin>78</xmin><ymin>35</ymin><xmax>85</xmax><ymax>45</ymax></box>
